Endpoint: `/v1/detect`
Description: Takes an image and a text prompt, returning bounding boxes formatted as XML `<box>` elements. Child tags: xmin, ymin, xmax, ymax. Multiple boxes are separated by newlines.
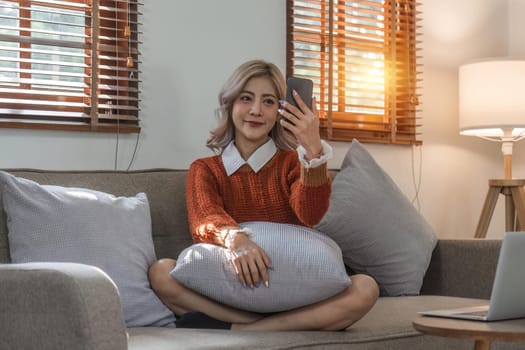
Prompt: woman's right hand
<box><xmin>228</xmin><ymin>232</ymin><xmax>271</xmax><ymax>289</ymax></box>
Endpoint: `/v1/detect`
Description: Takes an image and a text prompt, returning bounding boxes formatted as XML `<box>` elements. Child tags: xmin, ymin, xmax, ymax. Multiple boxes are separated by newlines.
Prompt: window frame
<box><xmin>0</xmin><ymin>0</ymin><xmax>141</xmax><ymax>133</ymax></box>
<box><xmin>286</xmin><ymin>0</ymin><xmax>421</xmax><ymax>145</ymax></box>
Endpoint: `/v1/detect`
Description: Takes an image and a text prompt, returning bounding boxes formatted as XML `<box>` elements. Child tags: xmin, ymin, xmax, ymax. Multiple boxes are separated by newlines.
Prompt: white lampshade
<box><xmin>459</xmin><ymin>59</ymin><xmax>525</xmax><ymax>140</ymax></box>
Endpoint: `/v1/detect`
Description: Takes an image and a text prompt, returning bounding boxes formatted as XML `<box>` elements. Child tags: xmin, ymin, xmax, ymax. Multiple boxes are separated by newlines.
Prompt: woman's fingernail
<box><xmin>279</xmin><ymin>100</ymin><xmax>285</xmax><ymax>105</ymax></box>
<box><xmin>292</xmin><ymin>89</ymin><xmax>298</xmax><ymax>95</ymax></box>
<box><xmin>242</xmin><ymin>282</ymin><xmax>247</xmax><ymax>288</ymax></box>
<box><xmin>277</xmin><ymin>108</ymin><xmax>284</xmax><ymax>114</ymax></box>
<box><xmin>265</xmin><ymin>281</ymin><xmax>269</xmax><ymax>288</ymax></box>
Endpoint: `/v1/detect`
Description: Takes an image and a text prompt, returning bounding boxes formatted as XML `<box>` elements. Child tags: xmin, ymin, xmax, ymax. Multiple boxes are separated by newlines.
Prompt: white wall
<box><xmin>508</xmin><ymin>0</ymin><xmax>525</xmax><ymax>56</ymax></box>
<box><xmin>1</xmin><ymin>0</ymin><xmax>523</xmax><ymax>239</ymax></box>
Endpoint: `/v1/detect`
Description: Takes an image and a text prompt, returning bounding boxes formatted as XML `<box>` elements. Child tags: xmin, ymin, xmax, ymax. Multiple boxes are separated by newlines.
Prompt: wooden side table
<box><xmin>474</xmin><ymin>179</ymin><xmax>525</xmax><ymax>238</ymax></box>
<box><xmin>413</xmin><ymin>315</ymin><xmax>525</xmax><ymax>350</ymax></box>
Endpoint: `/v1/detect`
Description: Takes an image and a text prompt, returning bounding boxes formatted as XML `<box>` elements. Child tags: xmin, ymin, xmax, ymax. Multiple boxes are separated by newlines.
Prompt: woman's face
<box><xmin>231</xmin><ymin>76</ymin><xmax>279</xmax><ymax>154</ymax></box>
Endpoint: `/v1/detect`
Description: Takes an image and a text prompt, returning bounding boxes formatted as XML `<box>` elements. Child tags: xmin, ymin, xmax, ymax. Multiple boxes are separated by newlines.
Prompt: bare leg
<box><xmin>233</xmin><ymin>274</ymin><xmax>379</xmax><ymax>331</ymax></box>
<box><xmin>148</xmin><ymin>259</ymin><xmax>262</xmax><ymax>324</ymax></box>
<box><xmin>150</xmin><ymin>260</ymin><xmax>378</xmax><ymax>331</ymax></box>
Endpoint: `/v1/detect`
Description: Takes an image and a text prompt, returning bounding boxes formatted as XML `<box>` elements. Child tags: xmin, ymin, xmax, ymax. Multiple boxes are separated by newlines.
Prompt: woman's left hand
<box><xmin>279</xmin><ymin>91</ymin><xmax>323</xmax><ymax>160</ymax></box>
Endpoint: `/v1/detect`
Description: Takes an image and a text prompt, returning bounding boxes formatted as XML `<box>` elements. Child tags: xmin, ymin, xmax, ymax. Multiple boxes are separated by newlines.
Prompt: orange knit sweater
<box><xmin>186</xmin><ymin>149</ymin><xmax>331</xmax><ymax>245</ymax></box>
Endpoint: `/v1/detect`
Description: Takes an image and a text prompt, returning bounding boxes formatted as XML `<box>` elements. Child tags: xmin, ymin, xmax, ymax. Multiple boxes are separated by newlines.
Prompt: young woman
<box><xmin>148</xmin><ymin>60</ymin><xmax>379</xmax><ymax>331</ymax></box>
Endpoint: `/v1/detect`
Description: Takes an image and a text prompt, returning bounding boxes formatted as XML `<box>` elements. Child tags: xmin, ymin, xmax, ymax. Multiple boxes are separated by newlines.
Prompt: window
<box><xmin>287</xmin><ymin>0</ymin><xmax>421</xmax><ymax>145</ymax></box>
<box><xmin>0</xmin><ymin>0</ymin><xmax>141</xmax><ymax>133</ymax></box>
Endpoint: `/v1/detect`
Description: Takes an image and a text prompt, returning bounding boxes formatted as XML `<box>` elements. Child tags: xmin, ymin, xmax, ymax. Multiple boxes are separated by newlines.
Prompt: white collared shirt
<box><xmin>221</xmin><ymin>139</ymin><xmax>333</xmax><ymax>176</ymax></box>
<box><xmin>222</xmin><ymin>139</ymin><xmax>277</xmax><ymax>176</ymax></box>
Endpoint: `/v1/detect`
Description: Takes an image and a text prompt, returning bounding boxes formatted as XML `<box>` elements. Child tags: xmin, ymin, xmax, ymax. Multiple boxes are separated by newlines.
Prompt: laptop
<box><xmin>418</xmin><ymin>231</ymin><xmax>525</xmax><ymax>321</ymax></box>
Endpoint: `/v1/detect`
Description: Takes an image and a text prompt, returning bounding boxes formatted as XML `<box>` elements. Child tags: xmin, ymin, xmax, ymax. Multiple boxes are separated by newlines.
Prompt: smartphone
<box><xmin>285</xmin><ymin>77</ymin><xmax>313</xmax><ymax>110</ymax></box>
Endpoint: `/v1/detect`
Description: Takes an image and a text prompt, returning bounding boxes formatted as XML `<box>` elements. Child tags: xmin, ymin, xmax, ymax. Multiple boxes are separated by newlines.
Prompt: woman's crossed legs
<box><xmin>148</xmin><ymin>258</ymin><xmax>379</xmax><ymax>331</ymax></box>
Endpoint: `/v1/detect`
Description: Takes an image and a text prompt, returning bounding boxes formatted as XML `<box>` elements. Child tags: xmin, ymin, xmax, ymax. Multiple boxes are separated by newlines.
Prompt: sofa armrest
<box><xmin>0</xmin><ymin>262</ymin><xmax>128</xmax><ymax>350</ymax></box>
<box><xmin>420</xmin><ymin>239</ymin><xmax>501</xmax><ymax>299</ymax></box>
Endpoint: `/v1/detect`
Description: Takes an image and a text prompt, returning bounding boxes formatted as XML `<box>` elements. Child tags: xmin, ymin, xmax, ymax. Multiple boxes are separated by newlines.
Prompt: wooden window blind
<box><xmin>0</xmin><ymin>0</ymin><xmax>141</xmax><ymax>133</ymax></box>
<box><xmin>287</xmin><ymin>0</ymin><xmax>421</xmax><ymax>145</ymax></box>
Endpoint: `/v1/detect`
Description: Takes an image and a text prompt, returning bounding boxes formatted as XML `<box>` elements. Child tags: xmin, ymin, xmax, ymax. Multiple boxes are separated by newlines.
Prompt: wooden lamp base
<box><xmin>474</xmin><ymin>179</ymin><xmax>525</xmax><ymax>238</ymax></box>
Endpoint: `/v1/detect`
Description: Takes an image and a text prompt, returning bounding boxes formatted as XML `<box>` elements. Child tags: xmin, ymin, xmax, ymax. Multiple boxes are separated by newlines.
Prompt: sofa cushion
<box><xmin>0</xmin><ymin>171</ymin><xmax>176</xmax><ymax>327</ymax></box>
<box><xmin>315</xmin><ymin>140</ymin><xmax>437</xmax><ymax>296</ymax></box>
<box><xmin>171</xmin><ymin>221</ymin><xmax>351</xmax><ymax>313</ymax></box>
<box><xmin>127</xmin><ymin>296</ymin><xmax>488</xmax><ymax>350</ymax></box>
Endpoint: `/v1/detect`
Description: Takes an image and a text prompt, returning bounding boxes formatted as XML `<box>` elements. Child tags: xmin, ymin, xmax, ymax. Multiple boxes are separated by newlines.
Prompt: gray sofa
<box><xmin>0</xmin><ymin>169</ymin><xmax>520</xmax><ymax>350</ymax></box>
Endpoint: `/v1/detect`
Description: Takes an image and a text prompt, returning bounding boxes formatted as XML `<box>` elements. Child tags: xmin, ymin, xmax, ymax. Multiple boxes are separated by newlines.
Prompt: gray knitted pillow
<box><xmin>315</xmin><ymin>139</ymin><xmax>437</xmax><ymax>296</ymax></box>
<box><xmin>0</xmin><ymin>171</ymin><xmax>175</xmax><ymax>327</ymax></box>
<box><xmin>171</xmin><ymin>221</ymin><xmax>351</xmax><ymax>313</ymax></box>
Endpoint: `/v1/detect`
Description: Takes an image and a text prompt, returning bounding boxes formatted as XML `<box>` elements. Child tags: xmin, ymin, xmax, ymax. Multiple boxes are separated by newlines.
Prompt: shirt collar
<box><xmin>222</xmin><ymin>139</ymin><xmax>277</xmax><ymax>175</ymax></box>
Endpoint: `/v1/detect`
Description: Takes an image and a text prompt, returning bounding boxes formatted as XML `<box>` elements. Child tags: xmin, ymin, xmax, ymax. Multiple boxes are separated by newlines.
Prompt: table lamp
<box><xmin>458</xmin><ymin>58</ymin><xmax>525</xmax><ymax>237</ymax></box>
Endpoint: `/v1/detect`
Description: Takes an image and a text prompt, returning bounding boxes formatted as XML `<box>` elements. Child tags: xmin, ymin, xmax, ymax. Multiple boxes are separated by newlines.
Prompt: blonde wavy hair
<box><xmin>206</xmin><ymin>59</ymin><xmax>297</xmax><ymax>154</ymax></box>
